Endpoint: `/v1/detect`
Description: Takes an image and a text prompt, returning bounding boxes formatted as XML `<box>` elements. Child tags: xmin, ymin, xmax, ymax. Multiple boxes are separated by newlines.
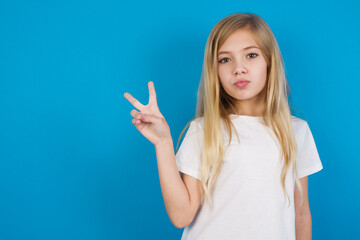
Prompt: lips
<box><xmin>234</xmin><ymin>79</ymin><xmax>249</xmax><ymax>84</ymax></box>
<box><xmin>234</xmin><ymin>79</ymin><xmax>250</xmax><ymax>88</ymax></box>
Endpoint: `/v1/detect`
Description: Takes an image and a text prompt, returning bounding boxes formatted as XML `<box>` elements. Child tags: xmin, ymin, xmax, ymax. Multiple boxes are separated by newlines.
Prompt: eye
<box><xmin>247</xmin><ymin>53</ymin><xmax>258</xmax><ymax>58</ymax></box>
<box><xmin>218</xmin><ymin>58</ymin><xmax>230</xmax><ymax>63</ymax></box>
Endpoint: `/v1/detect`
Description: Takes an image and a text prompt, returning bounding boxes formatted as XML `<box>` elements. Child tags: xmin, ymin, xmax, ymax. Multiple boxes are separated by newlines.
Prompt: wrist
<box><xmin>155</xmin><ymin>137</ymin><xmax>173</xmax><ymax>150</ymax></box>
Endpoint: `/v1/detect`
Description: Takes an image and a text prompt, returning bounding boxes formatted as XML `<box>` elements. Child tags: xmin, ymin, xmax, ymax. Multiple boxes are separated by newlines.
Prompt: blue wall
<box><xmin>0</xmin><ymin>0</ymin><xmax>359</xmax><ymax>239</ymax></box>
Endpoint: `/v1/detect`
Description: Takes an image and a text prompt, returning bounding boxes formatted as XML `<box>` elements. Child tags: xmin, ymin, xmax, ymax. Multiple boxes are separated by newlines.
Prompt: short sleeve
<box><xmin>296</xmin><ymin>122</ymin><xmax>324</xmax><ymax>178</ymax></box>
<box><xmin>175</xmin><ymin>120</ymin><xmax>203</xmax><ymax>180</ymax></box>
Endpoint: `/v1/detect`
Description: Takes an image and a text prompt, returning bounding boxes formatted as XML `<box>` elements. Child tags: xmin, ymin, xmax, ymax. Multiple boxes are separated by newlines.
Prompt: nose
<box><xmin>233</xmin><ymin>60</ymin><xmax>247</xmax><ymax>75</ymax></box>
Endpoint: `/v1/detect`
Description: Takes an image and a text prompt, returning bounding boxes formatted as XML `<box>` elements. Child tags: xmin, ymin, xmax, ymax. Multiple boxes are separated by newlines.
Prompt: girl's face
<box><xmin>217</xmin><ymin>28</ymin><xmax>268</xmax><ymax>108</ymax></box>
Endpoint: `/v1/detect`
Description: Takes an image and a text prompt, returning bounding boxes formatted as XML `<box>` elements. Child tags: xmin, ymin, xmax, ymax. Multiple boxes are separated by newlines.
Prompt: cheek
<box><xmin>218</xmin><ymin>66</ymin><xmax>231</xmax><ymax>79</ymax></box>
<box><xmin>217</xmin><ymin>67</ymin><xmax>226</xmax><ymax>82</ymax></box>
<box><xmin>257</xmin><ymin>63</ymin><xmax>268</xmax><ymax>82</ymax></box>
<box><xmin>218</xmin><ymin>66</ymin><xmax>223</xmax><ymax>75</ymax></box>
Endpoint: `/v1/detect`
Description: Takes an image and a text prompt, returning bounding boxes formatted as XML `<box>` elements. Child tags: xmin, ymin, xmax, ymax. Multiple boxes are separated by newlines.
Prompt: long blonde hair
<box><xmin>175</xmin><ymin>12</ymin><xmax>304</xmax><ymax>209</ymax></box>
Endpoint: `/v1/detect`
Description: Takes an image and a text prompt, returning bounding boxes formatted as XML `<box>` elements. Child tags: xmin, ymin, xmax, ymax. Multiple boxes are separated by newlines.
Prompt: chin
<box><xmin>231</xmin><ymin>92</ymin><xmax>253</xmax><ymax>100</ymax></box>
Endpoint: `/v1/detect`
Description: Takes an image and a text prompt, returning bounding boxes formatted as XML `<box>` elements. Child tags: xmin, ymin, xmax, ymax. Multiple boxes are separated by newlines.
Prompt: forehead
<box><xmin>218</xmin><ymin>29</ymin><xmax>259</xmax><ymax>51</ymax></box>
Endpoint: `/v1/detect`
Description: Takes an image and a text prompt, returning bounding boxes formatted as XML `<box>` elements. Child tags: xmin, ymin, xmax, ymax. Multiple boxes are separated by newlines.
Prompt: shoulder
<box><xmin>290</xmin><ymin>115</ymin><xmax>315</xmax><ymax>150</ymax></box>
<box><xmin>290</xmin><ymin>115</ymin><xmax>309</xmax><ymax>135</ymax></box>
<box><xmin>192</xmin><ymin>115</ymin><xmax>309</xmax><ymax>133</ymax></box>
<box><xmin>185</xmin><ymin>117</ymin><xmax>204</xmax><ymax>136</ymax></box>
<box><xmin>190</xmin><ymin>117</ymin><xmax>204</xmax><ymax>129</ymax></box>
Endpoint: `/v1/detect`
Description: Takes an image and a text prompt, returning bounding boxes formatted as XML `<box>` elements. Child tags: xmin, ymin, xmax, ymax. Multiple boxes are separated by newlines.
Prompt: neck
<box><xmin>234</xmin><ymin>91</ymin><xmax>266</xmax><ymax>117</ymax></box>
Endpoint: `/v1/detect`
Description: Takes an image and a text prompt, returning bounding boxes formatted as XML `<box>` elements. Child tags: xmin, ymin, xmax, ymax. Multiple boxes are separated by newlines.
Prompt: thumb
<box><xmin>139</xmin><ymin>113</ymin><xmax>162</xmax><ymax>124</ymax></box>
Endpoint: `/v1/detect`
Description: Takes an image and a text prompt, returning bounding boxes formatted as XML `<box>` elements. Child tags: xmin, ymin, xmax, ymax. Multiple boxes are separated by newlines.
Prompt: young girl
<box><xmin>124</xmin><ymin>12</ymin><xmax>323</xmax><ymax>239</ymax></box>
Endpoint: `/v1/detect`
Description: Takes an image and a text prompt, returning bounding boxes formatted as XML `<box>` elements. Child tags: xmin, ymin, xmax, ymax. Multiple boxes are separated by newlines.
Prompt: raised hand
<box><xmin>123</xmin><ymin>81</ymin><xmax>172</xmax><ymax>147</ymax></box>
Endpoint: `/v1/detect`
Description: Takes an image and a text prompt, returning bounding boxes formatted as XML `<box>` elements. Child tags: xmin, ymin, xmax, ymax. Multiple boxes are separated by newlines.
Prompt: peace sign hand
<box><xmin>124</xmin><ymin>81</ymin><xmax>172</xmax><ymax>147</ymax></box>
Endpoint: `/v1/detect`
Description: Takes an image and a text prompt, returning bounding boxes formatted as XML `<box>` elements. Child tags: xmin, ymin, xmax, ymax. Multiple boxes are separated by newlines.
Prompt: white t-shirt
<box><xmin>175</xmin><ymin>114</ymin><xmax>323</xmax><ymax>240</ymax></box>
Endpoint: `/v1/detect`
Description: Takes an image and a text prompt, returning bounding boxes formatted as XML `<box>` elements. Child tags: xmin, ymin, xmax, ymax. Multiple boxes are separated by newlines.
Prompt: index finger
<box><xmin>123</xmin><ymin>92</ymin><xmax>145</xmax><ymax>110</ymax></box>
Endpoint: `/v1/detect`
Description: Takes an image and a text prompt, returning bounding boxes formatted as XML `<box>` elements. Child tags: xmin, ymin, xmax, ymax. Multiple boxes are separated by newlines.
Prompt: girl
<box><xmin>124</xmin><ymin>12</ymin><xmax>323</xmax><ymax>240</ymax></box>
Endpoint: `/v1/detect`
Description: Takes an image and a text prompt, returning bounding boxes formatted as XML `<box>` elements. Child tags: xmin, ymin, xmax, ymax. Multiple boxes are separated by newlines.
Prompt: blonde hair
<box><xmin>175</xmin><ymin>12</ymin><xmax>304</xmax><ymax>209</ymax></box>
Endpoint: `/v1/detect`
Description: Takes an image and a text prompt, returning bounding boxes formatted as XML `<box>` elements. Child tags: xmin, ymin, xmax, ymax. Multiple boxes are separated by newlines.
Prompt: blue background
<box><xmin>1</xmin><ymin>0</ymin><xmax>359</xmax><ymax>239</ymax></box>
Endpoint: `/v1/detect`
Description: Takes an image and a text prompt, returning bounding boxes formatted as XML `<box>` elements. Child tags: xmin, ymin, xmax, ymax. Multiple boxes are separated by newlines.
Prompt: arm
<box><xmin>123</xmin><ymin>82</ymin><xmax>196</xmax><ymax>228</ymax></box>
<box><xmin>294</xmin><ymin>176</ymin><xmax>312</xmax><ymax>240</ymax></box>
<box><xmin>155</xmin><ymin>138</ymin><xmax>192</xmax><ymax>228</ymax></box>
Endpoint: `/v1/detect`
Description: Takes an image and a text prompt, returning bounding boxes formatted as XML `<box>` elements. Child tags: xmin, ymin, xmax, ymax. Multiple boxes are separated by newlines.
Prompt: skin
<box><xmin>295</xmin><ymin>177</ymin><xmax>312</xmax><ymax>239</ymax></box>
<box><xmin>217</xmin><ymin>28</ymin><xmax>267</xmax><ymax>117</ymax></box>
<box><xmin>123</xmin><ymin>81</ymin><xmax>172</xmax><ymax>147</ymax></box>
<box><xmin>218</xmin><ymin>28</ymin><xmax>312</xmax><ymax>238</ymax></box>
<box><xmin>124</xmin><ymin>29</ymin><xmax>312</xmax><ymax>237</ymax></box>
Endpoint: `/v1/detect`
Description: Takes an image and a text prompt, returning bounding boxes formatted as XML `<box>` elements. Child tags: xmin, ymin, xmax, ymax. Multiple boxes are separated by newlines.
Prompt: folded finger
<box><xmin>130</xmin><ymin>109</ymin><xmax>140</xmax><ymax>118</ymax></box>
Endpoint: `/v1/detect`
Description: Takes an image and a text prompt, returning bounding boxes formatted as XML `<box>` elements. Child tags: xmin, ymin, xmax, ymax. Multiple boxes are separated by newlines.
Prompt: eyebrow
<box><xmin>218</xmin><ymin>46</ymin><xmax>260</xmax><ymax>55</ymax></box>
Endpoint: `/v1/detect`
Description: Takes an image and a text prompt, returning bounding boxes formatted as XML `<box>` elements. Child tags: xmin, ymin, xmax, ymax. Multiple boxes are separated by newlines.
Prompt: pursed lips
<box><xmin>234</xmin><ymin>79</ymin><xmax>250</xmax><ymax>84</ymax></box>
